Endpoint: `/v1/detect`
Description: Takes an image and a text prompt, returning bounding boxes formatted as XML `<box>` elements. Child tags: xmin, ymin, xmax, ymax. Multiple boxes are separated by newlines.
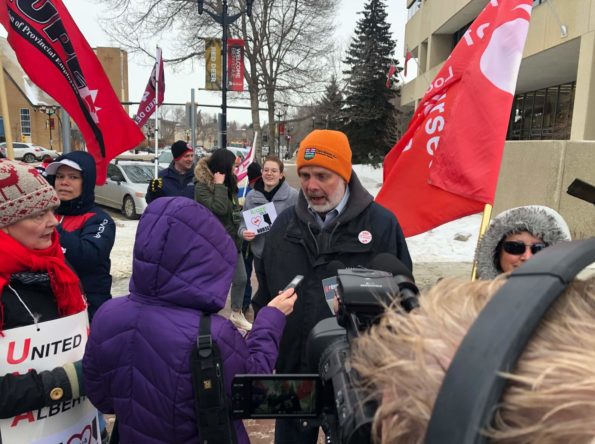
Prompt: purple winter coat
<box><xmin>83</xmin><ymin>197</ymin><xmax>286</xmax><ymax>443</ymax></box>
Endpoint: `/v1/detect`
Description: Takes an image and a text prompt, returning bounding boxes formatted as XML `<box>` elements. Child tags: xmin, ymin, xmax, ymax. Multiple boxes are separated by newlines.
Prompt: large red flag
<box><xmin>0</xmin><ymin>0</ymin><xmax>145</xmax><ymax>185</ymax></box>
<box><xmin>134</xmin><ymin>47</ymin><xmax>165</xmax><ymax>128</ymax></box>
<box><xmin>376</xmin><ymin>0</ymin><xmax>533</xmax><ymax>237</ymax></box>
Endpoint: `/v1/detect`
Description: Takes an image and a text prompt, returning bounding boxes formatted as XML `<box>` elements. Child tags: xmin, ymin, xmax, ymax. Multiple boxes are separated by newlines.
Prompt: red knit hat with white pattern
<box><xmin>0</xmin><ymin>159</ymin><xmax>59</xmax><ymax>228</ymax></box>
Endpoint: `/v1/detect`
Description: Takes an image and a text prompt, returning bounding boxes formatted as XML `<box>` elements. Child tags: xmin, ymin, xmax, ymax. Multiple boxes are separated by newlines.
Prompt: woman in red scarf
<box><xmin>0</xmin><ymin>159</ymin><xmax>87</xmax><ymax>419</ymax></box>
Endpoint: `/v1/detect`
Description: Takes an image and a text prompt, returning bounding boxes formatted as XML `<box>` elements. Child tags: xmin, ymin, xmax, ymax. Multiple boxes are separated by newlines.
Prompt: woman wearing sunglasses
<box><xmin>475</xmin><ymin>205</ymin><xmax>571</xmax><ymax>279</ymax></box>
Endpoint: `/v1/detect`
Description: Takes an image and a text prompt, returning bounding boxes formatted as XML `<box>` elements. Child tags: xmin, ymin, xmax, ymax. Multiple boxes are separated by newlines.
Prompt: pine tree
<box><xmin>316</xmin><ymin>76</ymin><xmax>343</xmax><ymax>130</ymax></box>
<box><xmin>342</xmin><ymin>0</ymin><xmax>399</xmax><ymax>164</ymax></box>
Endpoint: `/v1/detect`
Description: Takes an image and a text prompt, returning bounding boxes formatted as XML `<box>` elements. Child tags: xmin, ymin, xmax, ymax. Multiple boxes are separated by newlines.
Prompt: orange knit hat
<box><xmin>296</xmin><ymin>130</ymin><xmax>352</xmax><ymax>182</ymax></box>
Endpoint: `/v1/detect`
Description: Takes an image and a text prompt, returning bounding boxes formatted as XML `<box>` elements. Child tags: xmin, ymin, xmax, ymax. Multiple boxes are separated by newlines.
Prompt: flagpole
<box><xmin>0</xmin><ymin>56</ymin><xmax>15</xmax><ymax>160</ymax></box>
<box><xmin>154</xmin><ymin>46</ymin><xmax>160</xmax><ymax>178</ymax></box>
<box><xmin>241</xmin><ymin>131</ymin><xmax>257</xmax><ymax>199</ymax></box>
<box><xmin>470</xmin><ymin>203</ymin><xmax>493</xmax><ymax>281</ymax></box>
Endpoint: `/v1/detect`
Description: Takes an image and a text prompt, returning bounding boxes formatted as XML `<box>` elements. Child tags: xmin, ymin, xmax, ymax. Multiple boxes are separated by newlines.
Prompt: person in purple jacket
<box><xmin>82</xmin><ymin>197</ymin><xmax>297</xmax><ymax>444</ymax></box>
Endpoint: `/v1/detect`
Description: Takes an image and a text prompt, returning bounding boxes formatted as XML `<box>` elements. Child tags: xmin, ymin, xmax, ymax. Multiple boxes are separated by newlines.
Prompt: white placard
<box><xmin>0</xmin><ymin>311</ymin><xmax>100</xmax><ymax>443</ymax></box>
<box><xmin>242</xmin><ymin>202</ymin><xmax>278</xmax><ymax>235</ymax></box>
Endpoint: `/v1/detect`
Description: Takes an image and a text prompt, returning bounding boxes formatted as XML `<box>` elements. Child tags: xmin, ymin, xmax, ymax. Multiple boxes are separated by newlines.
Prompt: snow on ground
<box><xmin>110</xmin><ymin>164</ymin><xmax>482</xmax><ymax>281</ymax></box>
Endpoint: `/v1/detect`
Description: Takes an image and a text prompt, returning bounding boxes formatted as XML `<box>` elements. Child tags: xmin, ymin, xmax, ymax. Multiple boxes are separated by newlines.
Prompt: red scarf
<box><xmin>0</xmin><ymin>229</ymin><xmax>86</xmax><ymax>335</ymax></box>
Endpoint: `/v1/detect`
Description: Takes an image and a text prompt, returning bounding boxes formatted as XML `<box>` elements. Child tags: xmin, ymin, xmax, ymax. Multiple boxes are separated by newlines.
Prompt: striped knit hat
<box><xmin>0</xmin><ymin>159</ymin><xmax>59</xmax><ymax>228</ymax></box>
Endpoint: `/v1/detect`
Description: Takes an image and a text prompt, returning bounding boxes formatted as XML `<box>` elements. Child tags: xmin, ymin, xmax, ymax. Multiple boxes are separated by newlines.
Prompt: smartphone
<box><xmin>232</xmin><ymin>374</ymin><xmax>321</xmax><ymax>419</ymax></box>
<box><xmin>283</xmin><ymin>275</ymin><xmax>304</xmax><ymax>292</ymax></box>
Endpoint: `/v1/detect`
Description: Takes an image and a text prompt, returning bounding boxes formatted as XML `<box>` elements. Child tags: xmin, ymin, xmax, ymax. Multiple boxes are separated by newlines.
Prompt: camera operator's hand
<box><xmin>242</xmin><ymin>230</ymin><xmax>256</xmax><ymax>241</ymax></box>
<box><xmin>213</xmin><ymin>172</ymin><xmax>226</xmax><ymax>184</ymax></box>
<box><xmin>268</xmin><ymin>288</ymin><xmax>297</xmax><ymax>315</ymax></box>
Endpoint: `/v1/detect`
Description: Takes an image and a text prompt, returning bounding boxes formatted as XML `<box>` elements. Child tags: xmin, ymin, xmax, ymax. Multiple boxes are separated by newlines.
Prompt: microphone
<box><xmin>368</xmin><ymin>253</ymin><xmax>419</xmax><ymax>312</ymax></box>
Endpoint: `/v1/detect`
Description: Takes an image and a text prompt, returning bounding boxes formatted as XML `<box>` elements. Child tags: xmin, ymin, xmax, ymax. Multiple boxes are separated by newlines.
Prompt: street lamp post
<box><xmin>40</xmin><ymin>106</ymin><xmax>58</xmax><ymax>149</ymax></box>
<box><xmin>197</xmin><ymin>0</ymin><xmax>254</xmax><ymax>150</ymax></box>
<box><xmin>275</xmin><ymin>103</ymin><xmax>288</xmax><ymax>157</ymax></box>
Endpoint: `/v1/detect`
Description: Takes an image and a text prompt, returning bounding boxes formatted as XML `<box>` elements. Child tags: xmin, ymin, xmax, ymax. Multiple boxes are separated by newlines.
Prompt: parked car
<box><xmin>95</xmin><ymin>161</ymin><xmax>157</xmax><ymax>219</ymax></box>
<box><xmin>227</xmin><ymin>146</ymin><xmax>250</xmax><ymax>161</ymax></box>
<box><xmin>0</xmin><ymin>142</ymin><xmax>59</xmax><ymax>162</ymax></box>
<box><xmin>156</xmin><ymin>150</ymin><xmax>173</xmax><ymax>170</ymax></box>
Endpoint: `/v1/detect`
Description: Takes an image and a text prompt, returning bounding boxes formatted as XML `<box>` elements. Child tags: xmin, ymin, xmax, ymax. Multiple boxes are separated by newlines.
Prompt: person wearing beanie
<box><xmin>251</xmin><ymin>129</ymin><xmax>412</xmax><ymax>444</ymax></box>
<box><xmin>475</xmin><ymin>205</ymin><xmax>571</xmax><ymax>279</ymax></box>
<box><xmin>247</xmin><ymin>161</ymin><xmax>262</xmax><ymax>187</ymax></box>
<box><xmin>145</xmin><ymin>140</ymin><xmax>195</xmax><ymax>203</ymax></box>
<box><xmin>194</xmin><ymin>149</ymin><xmax>253</xmax><ymax>331</ymax></box>
<box><xmin>0</xmin><ymin>159</ymin><xmax>89</xmax><ymax>427</ymax></box>
<box><xmin>240</xmin><ymin>161</ymin><xmax>263</xmax><ymax>316</ymax></box>
<box><xmin>45</xmin><ymin>151</ymin><xmax>116</xmax><ymax>321</ymax></box>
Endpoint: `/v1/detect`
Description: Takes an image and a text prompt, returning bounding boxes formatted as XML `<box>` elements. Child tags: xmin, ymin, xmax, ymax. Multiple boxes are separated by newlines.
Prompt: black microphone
<box><xmin>368</xmin><ymin>253</ymin><xmax>419</xmax><ymax>312</ymax></box>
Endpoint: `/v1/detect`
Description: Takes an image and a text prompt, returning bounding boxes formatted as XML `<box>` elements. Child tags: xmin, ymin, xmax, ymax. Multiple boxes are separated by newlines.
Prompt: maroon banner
<box><xmin>227</xmin><ymin>38</ymin><xmax>244</xmax><ymax>92</ymax></box>
<box><xmin>377</xmin><ymin>0</ymin><xmax>533</xmax><ymax>236</ymax></box>
<box><xmin>135</xmin><ymin>48</ymin><xmax>165</xmax><ymax>128</ymax></box>
<box><xmin>0</xmin><ymin>0</ymin><xmax>145</xmax><ymax>185</ymax></box>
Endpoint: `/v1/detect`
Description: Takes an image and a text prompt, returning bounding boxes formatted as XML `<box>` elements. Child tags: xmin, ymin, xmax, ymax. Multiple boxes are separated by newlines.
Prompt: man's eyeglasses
<box><xmin>502</xmin><ymin>241</ymin><xmax>548</xmax><ymax>255</ymax></box>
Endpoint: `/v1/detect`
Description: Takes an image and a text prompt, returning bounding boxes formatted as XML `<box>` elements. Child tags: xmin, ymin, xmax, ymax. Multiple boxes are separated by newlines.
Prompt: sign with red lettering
<box><xmin>0</xmin><ymin>312</ymin><xmax>99</xmax><ymax>443</ymax></box>
<box><xmin>377</xmin><ymin>0</ymin><xmax>533</xmax><ymax>236</ymax></box>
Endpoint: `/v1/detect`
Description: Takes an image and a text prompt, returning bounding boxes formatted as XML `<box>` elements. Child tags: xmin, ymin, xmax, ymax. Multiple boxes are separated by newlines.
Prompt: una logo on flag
<box><xmin>304</xmin><ymin>147</ymin><xmax>316</xmax><ymax>160</ymax></box>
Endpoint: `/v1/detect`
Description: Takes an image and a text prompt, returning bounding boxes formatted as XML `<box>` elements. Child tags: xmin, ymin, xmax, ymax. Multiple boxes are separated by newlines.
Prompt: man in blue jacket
<box><xmin>146</xmin><ymin>140</ymin><xmax>195</xmax><ymax>202</ymax></box>
<box><xmin>46</xmin><ymin>151</ymin><xmax>116</xmax><ymax>320</ymax></box>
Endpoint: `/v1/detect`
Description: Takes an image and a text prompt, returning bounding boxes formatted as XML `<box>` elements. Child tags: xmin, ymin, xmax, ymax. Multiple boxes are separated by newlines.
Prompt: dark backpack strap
<box><xmin>191</xmin><ymin>313</ymin><xmax>237</xmax><ymax>444</ymax></box>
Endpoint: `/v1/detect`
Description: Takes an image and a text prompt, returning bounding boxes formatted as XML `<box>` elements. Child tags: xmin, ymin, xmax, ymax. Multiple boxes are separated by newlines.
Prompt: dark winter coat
<box><xmin>238</xmin><ymin>178</ymin><xmax>299</xmax><ymax>258</ymax></box>
<box><xmin>253</xmin><ymin>172</ymin><xmax>412</xmax><ymax>373</ymax></box>
<box><xmin>51</xmin><ymin>151</ymin><xmax>115</xmax><ymax>320</ymax></box>
<box><xmin>145</xmin><ymin>162</ymin><xmax>195</xmax><ymax>203</ymax></box>
<box><xmin>194</xmin><ymin>158</ymin><xmax>243</xmax><ymax>251</ymax></box>
<box><xmin>83</xmin><ymin>197</ymin><xmax>286</xmax><ymax>444</ymax></box>
<box><xmin>475</xmin><ymin>205</ymin><xmax>571</xmax><ymax>279</ymax></box>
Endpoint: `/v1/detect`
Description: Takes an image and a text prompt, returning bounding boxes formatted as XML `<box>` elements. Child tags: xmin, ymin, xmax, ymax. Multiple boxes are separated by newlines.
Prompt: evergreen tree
<box><xmin>316</xmin><ymin>76</ymin><xmax>343</xmax><ymax>130</ymax></box>
<box><xmin>342</xmin><ymin>0</ymin><xmax>400</xmax><ymax>164</ymax></box>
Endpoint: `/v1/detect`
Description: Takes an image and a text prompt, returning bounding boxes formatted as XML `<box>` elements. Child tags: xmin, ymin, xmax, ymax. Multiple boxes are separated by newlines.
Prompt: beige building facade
<box><xmin>0</xmin><ymin>40</ymin><xmax>131</xmax><ymax>154</ymax></box>
<box><xmin>404</xmin><ymin>0</ymin><xmax>595</xmax><ymax>237</ymax></box>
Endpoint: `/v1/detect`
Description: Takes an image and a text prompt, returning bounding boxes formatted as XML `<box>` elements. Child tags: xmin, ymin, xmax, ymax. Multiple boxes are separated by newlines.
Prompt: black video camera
<box><xmin>232</xmin><ymin>257</ymin><xmax>419</xmax><ymax>444</ymax></box>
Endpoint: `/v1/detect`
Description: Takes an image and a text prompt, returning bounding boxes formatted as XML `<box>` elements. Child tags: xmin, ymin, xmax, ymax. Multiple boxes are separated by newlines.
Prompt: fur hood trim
<box><xmin>193</xmin><ymin>157</ymin><xmax>215</xmax><ymax>192</ymax></box>
<box><xmin>475</xmin><ymin>205</ymin><xmax>571</xmax><ymax>279</ymax></box>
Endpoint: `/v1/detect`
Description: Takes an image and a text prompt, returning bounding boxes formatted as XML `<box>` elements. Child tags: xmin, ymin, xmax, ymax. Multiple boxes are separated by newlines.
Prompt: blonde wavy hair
<box><xmin>352</xmin><ymin>275</ymin><xmax>595</xmax><ymax>444</ymax></box>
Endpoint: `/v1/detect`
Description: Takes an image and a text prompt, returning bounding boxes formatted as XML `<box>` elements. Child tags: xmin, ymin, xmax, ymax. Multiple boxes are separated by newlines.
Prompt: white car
<box><xmin>0</xmin><ymin>142</ymin><xmax>59</xmax><ymax>163</ymax></box>
<box><xmin>95</xmin><ymin>161</ymin><xmax>157</xmax><ymax>219</ymax></box>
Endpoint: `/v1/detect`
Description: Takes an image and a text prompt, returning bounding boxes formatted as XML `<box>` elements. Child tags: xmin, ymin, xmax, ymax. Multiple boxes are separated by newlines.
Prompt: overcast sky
<box><xmin>3</xmin><ymin>0</ymin><xmax>407</xmax><ymax>124</ymax></box>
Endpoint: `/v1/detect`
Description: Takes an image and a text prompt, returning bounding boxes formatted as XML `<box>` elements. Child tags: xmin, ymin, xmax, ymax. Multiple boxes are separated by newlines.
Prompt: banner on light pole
<box><xmin>205</xmin><ymin>38</ymin><xmax>222</xmax><ymax>91</ymax></box>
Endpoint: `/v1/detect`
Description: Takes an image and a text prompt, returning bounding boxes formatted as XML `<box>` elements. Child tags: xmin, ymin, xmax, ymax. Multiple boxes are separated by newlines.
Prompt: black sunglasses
<box><xmin>502</xmin><ymin>241</ymin><xmax>548</xmax><ymax>256</ymax></box>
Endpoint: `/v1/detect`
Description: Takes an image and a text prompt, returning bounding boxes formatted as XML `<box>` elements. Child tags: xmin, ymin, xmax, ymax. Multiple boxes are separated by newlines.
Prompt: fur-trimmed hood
<box><xmin>193</xmin><ymin>157</ymin><xmax>215</xmax><ymax>191</ymax></box>
<box><xmin>475</xmin><ymin>205</ymin><xmax>571</xmax><ymax>279</ymax></box>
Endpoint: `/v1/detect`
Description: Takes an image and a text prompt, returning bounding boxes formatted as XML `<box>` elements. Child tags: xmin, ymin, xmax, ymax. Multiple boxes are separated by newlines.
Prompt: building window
<box><xmin>507</xmin><ymin>82</ymin><xmax>575</xmax><ymax>140</ymax></box>
<box><xmin>453</xmin><ymin>21</ymin><xmax>473</xmax><ymax>48</ymax></box>
<box><xmin>20</xmin><ymin>108</ymin><xmax>31</xmax><ymax>136</ymax></box>
<box><xmin>407</xmin><ymin>0</ymin><xmax>422</xmax><ymax>21</ymax></box>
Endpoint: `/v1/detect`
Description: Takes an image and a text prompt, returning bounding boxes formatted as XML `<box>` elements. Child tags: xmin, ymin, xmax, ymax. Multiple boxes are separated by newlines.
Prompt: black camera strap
<box><xmin>425</xmin><ymin>238</ymin><xmax>595</xmax><ymax>443</ymax></box>
<box><xmin>191</xmin><ymin>313</ymin><xmax>237</xmax><ymax>444</ymax></box>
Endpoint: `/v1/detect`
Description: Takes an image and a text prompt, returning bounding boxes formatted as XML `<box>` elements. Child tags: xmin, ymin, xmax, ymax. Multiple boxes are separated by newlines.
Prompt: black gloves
<box><xmin>149</xmin><ymin>178</ymin><xmax>164</xmax><ymax>194</ymax></box>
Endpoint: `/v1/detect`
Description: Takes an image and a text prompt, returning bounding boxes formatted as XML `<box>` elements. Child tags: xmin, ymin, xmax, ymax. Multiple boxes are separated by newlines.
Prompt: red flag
<box><xmin>404</xmin><ymin>49</ymin><xmax>413</xmax><ymax>77</ymax></box>
<box><xmin>386</xmin><ymin>64</ymin><xmax>397</xmax><ymax>88</ymax></box>
<box><xmin>0</xmin><ymin>0</ymin><xmax>145</xmax><ymax>185</ymax></box>
<box><xmin>227</xmin><ymin>39</ymin><xmax>244</xmax><ymax>92</ymax></box>
<box><xmin>134</xmin><ymin>47</ymin><xmax>165</xmax><ymax>128</ymax></box>
<box><xmin>376</xmin><ymin>0</ymin><xmax>533</xmax><ymax>237</ymax></box>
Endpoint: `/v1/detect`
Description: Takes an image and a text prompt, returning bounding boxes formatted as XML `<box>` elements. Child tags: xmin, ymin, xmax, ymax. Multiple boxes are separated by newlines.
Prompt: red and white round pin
<box><xmin>358</xmin><ymin>230</ymin><xmax>372</xmax><ymax>244</ymax></box>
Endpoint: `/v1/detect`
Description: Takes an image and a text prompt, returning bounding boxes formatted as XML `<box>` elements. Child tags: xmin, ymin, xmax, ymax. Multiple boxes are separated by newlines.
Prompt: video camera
<box><xmin>232</xmin><ymin>253</ymin><xmax>419</xmax><ymax>444</ymax></box>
